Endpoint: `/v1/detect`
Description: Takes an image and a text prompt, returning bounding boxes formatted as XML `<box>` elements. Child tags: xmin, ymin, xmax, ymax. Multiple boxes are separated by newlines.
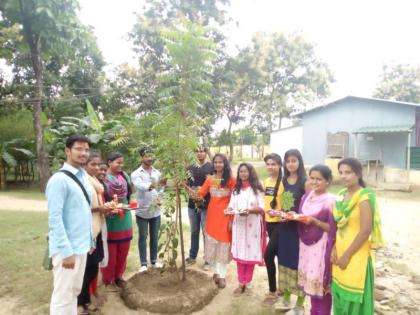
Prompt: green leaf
<box><xmin>2</xmin><ymin>152</ymin><xmax>17</xmax><ymax>167</ymax></box>
<box><xmin>12</xmin><ymin>148</ymin><xmax>35</xmax><ymax>158</ymax></box>
<box><xmin>172</xmin><ymin>238</ymin><xmax>178</xmax><ymax>248</ymax></box>
<box><xmin>86</xmin><ymin>99</ymin><xmax>102</xmax><ymax>131</ymax></box>
<box><xmin>88</xmin><ymin>133</ymin><xmax>102</xmax><ymax>144</ymax></box>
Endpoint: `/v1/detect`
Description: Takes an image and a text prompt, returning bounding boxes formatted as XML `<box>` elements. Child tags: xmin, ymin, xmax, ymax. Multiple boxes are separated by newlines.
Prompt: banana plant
<box><xmin>0</xmin><ymin>139</ymin><xmax>34</xmax><ymax>189</ymax></box>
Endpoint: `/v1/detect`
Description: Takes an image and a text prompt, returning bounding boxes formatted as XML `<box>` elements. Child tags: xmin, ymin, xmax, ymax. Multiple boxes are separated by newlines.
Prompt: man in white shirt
<box><xmin>131</xmin><ymin>147</ymin><xmax>166</xmax><ymax>272</ymax></box>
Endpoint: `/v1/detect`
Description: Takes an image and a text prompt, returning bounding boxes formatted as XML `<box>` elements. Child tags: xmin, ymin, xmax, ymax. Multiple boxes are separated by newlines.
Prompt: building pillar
<box><xmin>407</xmin><ymin>132</ymin><xmax>411</xmax><ymax>171</ymax></box>
<box><xmin>353</xmin><ymin>133</ymin><xmax>358</xmax><ymax>158</ymax></box>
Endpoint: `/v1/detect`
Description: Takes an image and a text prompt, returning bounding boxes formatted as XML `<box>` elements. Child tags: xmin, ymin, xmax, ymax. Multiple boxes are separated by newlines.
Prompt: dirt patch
<box><xmin>0</xmin><ymin>195</ymin><xmax>47</xmax><ymax>211</ymax></box>
<box><xmin>121</xmin><ymin>268</ymin><xmax>218</xmax><ymax>314</ymax></box>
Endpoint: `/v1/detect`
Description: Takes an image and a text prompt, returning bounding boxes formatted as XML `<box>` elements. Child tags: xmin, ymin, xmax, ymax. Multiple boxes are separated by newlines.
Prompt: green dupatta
<box><xmin>333</xmin><ymin>187</ymin><xmax>384</xmax><ymax>249</ymax></box>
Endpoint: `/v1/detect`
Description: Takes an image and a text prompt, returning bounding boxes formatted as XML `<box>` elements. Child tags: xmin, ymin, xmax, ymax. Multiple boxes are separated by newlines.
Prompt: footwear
<box><xmin>284</xmin><ymin>306</ymin><xmax>304</xmax><ymax>315</ymax></box>
<box><xmin>274</xmin><ymin>298</ymin><xmax>292</xmax><ymax>312</ymax></box>
<box><xmin>217</xmin><ymin>278</ymin><xmax>226</xmax><ymax>289</ymax></box>
<box><xmin>105</xmin><ymin>283</ymin><xmax>119</xmax><ymax>293</ymax></box>
<box><xmin>233</xmin><ymin>285</ymin><xmax>245</xmax><ymax>296</ymax></box>
<box><xmin>152</xmin><ymin>262</ymin><xmax>163</xmax><ymax>268</ymax></box>
<box><xmin>115</xmin><ymin>278</ymin><xmax>127</xmax><ymax>288</ymax></box>
<box><xmin>203</xmin><ymin>262</ymin><xmax>211</xmax><ymax>271</ymax></box>
<box><xmin>87</xmin><ymin>302</ymin><xmax>99</xmax><ymax>312</ymax></box>
<box><xmin>77</xmin><ymin>306</ymin><xmax>88</xmax><ymax>315</ymax></box>
<box><xmin>138</xmin><ymin>265</ymin><xmax>148</xmax><ymax>273</ymax></box>
<box><xmin>244</xmin><ymin>285</ymin><xmax>253</xmax><ymax>296</ymax></box>
<box><xmin>93</xmin><ymin>293</ymin><xmax>107</xmax><ymax>306</ymax></box>
<box><xmin>212</xmin><ymin>273</ymin><xmax>220</xmax><ymax>285</ymax></box>
<box><xmin>186</xmin><ymin>257</ymin><xmax>196</xmax><ymax>265</ymax></box>
<box><xmin>263</xmin><ymin>292</ymin><xmax>278</xmax><ymax>305</ymax></box>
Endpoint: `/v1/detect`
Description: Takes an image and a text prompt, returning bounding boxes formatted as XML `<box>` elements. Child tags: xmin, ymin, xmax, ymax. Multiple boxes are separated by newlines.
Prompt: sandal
<box><xmin>217</xmin><ymin>278</ymin><xmax>226</xmax><ymax>289</ymax></box>
<box><xmin>233</xmin><ymin>285</ymin><xmax>245</xmax><ymax>296</ymax></box>
<box><xmin>263</xmin><ymin>292</ymin><xmax>278</xmax><ymax>305</ymax></box>
<box><xmin>77</xmin><ymin>305</ymin><xmax>88</xmax><ymax>315</ymax></box>
<box><xmin>87</xmin><ymin>303</ymin><xmax>99</xmax><ymax>312</ymax></box>
<box><xmin>212</xmin><ymin>273</ymin><xmax>220</xmax><ymax>285</ymax></box>
<box><xmin>274</xmin><ymin>298</ymin><xmax>292</xmax><ymax>311</ymax></box>
<box><xmin>115</xmin><ymin>278</ymin><xmax>127</xmax><ymax>288</ymax></box>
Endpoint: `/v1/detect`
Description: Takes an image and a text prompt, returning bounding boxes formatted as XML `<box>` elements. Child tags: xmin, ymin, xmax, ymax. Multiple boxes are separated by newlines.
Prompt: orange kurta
<box><xmin>198</xmin><ymin>176</ymin><xmax>236</xmax><ymax>243</ymax></box>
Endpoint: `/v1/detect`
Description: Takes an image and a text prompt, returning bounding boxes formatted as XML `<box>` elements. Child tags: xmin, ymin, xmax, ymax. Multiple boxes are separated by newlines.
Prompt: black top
<box><xmin>187</xmin><ymin>162</ymin><xmax>213</xmax><ymax>210</ymax></box>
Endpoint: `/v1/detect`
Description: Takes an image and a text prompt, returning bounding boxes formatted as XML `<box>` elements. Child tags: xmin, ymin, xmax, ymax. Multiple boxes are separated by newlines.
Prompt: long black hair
<box><xmin>264</xmin><ymin>153</ymin><xmax>283</xmax><ymax>209</ymax></box>
<box><xmin>338</xmin><ymin>158</ymin><xmax>366</xmax><ymax>188</ymax></box>
<box><xmin>284</xmin><ymin>149</ymin><xmax>307</xmax><ymax>182</ymax></box>
<box><xmin>233</xmin><ymin>163</ymin><xmax>264</xmax><ymax>195</ymax></box>
<box><xmin>212</xmin><ymin>153</ymin><xmax>231</xmax><ymax>187</ymax></box>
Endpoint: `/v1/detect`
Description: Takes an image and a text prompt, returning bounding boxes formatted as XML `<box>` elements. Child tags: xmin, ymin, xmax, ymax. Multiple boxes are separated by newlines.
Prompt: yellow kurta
<box><xmin>263</xmin><ymin>177</ymin><xmax>284</xmax><ymax>223</ymax></box>
<box><xmin>332</xmin><ymin>190</ymin><xmax>373</xmax><ymax>302</ymax></box>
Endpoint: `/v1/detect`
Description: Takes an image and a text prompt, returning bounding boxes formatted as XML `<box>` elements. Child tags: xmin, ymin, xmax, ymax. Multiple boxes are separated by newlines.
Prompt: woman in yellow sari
<box><xmin>331</xmin><ymin>158</ymin><xmax>383</xmax><ymax>315</ymax></box>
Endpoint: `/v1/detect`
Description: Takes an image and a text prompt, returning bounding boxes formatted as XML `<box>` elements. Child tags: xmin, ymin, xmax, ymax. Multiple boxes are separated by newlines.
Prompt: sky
<box><xmin>78</xmin><ymin>0</ymin><xmax>420</xmax><ymax>129</ymax></box>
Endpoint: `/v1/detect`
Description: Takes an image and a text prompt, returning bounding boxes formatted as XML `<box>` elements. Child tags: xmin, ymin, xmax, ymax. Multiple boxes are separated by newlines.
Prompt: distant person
<box><xmin>331</xmin><ymin>158</ymin><xmax>383</xmax><ymax>315</ymax></box>
<box><xmin>225</xmin><ymin>163</ymin><xmax>265</xmax><ymax>296</ymax></box>
<box><xmin>46</xmin><ymin>135</ymin><xmax>93</xmax><ymax>315</ymax></box>
<box><xmin>185</xmin><ymin>147</ymin><xmax>213</xmax><ymax>269</ymax></box>
<box><xmin>131</xmin><ymin>147</ymin><xmax>166</xmax><ymax>272</ymax></box>
<box><xmin>101</xmin><ymin>152</ymin><xmax>133</xmax><ymax>291</ymax></box>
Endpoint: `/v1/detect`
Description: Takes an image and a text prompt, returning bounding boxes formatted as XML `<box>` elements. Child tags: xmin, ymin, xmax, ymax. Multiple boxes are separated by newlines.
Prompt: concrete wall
<box><xmin>384</xmin><ymin>167</ymin><xmax>420</xmax><ymax>186</ymax></box>
<box><xmin>210</xmin><ymin>145</ymin><xmax>270</xmax><ymax>159</ymax></box>
<box><xmin>270</xmin><ymin>125</ymin><xmax>303</xmax><ymax>160</ymax></box>
<box><xmin>302</xmin><ymin>98</ymin><xmax>416</xmax><ymax>168</ymax></box>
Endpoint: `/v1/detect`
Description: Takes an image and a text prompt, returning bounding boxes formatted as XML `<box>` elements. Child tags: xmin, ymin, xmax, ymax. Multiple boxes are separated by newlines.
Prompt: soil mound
<box><xmin>121</xmin><ymin>268</ymin><xmax>218</xmax><ymax>314</ymax></box>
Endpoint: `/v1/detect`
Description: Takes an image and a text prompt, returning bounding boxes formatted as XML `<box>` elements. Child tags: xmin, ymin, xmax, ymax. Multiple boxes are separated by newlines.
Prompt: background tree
<box><xmin>250</xmin><ymin>32</ymin><xmax>334</xmax><ymax>131</ymax></box>
<box><xmin>0</xmin><ymin>0</ymin><xmax>105</xmax><ymax>191</ymax></box>
<box><xmin>374</xmin><ymin>63</ymin><xmax>420</xmax><ymax>104</ymax></box>
<box><xmin>215</xmin><ymin>50</ymin><xmax>258</xmax><ymax>161</ymax></box>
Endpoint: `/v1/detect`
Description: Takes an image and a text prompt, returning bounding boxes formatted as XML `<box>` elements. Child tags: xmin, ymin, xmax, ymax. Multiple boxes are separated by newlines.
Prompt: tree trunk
<box><xmin>0</xmin><ymin>161</ymin><xmax>6</xmax><ymax>190</ymax></box>
<box><xmin>176</xmin><ymin>184</ymin><xmax>186</xmax><ymax>281</ymax></box>
<box><xmin>278</xmin><ymin>113</ymin><xmax>282</xmax><ymax>130</ymax></box>
<box><xmin>227</xmin><ymin>119</ymin><xmax>233</xmax><ymax>162</ymax></box>
<box><xmin>20</xmin><ymin>1</ymin><xmax>50</xmax><ymax>191</ymax></box>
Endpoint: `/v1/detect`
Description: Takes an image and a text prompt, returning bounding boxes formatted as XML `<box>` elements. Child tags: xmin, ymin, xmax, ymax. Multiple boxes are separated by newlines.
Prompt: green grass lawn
<box><xmin>0</xmin><ymin>185</ymin><xmax>45</xmax><ymax>200</ymax></box>
<box><xmin>0</xmin><ymin>210</ymin><xmax>51</xmax><ymax>314</ymax></box>
<box><xmin>0</xmin><ymin>210</ymin><xmax>189</xmax><ymax>314</ymax></box>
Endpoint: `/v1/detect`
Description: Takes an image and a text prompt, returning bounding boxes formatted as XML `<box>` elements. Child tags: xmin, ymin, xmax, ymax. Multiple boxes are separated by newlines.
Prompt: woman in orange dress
<box><xmin>195</xmin><ymin>153</ymin><xmax>235</xmax><ymax>289</ymax></box>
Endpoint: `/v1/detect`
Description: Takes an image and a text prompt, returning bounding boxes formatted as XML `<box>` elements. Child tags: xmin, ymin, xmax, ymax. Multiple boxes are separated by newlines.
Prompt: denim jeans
<box><xmin>188</xmin><ymin>207</ymin><xmax>207</xmax><ymax>259</ymax></box>
<box><xmin>136</xmin><ymin>215</ymin><xmax>161</xmax><ymax>266</ymax></box>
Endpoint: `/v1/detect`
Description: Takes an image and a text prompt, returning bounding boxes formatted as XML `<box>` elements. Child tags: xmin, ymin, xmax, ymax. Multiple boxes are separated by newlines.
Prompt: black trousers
<box><xmin>78</xmin><ymin>233</ymin><xmax>104</xmax><ymax>306</ymax></box>
<box><xmin>264</xmin><ymin>222</ymin><xmax>280</xmax><ymax>293</ymax></box>
<box><xmin>77</xmin><ymin>262</ymin><xmax>99</xmax><ymax>306</ymax></box>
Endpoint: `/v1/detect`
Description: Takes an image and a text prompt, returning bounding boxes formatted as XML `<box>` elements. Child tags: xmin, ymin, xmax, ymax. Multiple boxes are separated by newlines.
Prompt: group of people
<box><xmin>47</xmin><ymin>135</ymin><xmax>165</xmax><ymax>315</ymax></box>
<box><xmin>47</xmin><ymin>134</ymin><xmax>383</xmax><ymax>315</ymax></box>
<box><xmin>183</xmin><ymin>149</ymin><xmax>383</xmax><ymax>315</ymax></box>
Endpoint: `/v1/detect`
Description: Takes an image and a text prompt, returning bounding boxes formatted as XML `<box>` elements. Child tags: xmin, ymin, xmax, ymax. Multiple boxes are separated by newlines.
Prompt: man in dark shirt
<box><xmin>186</xmin><ymin>147</ymin><xmax>213</xmax><ymax>269</ymax></box>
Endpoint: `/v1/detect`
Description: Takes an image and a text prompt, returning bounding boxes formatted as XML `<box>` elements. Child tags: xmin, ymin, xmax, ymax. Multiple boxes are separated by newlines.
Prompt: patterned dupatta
<box><xmin>105</xmin><ymin>173</ymin><xmax>129</xmax><ymax>204</ymax></box>
<box><xmin>333</xmin><ymin>187</ymin><xmax>384</xmax><ymax>249</ymax></box>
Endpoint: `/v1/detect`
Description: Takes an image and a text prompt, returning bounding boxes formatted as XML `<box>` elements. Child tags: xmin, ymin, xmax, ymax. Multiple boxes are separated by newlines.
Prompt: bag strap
<box><xmin>59</xmin><ymin>170</ymin><xmax>91</xmax><ymax>205</ymax></box>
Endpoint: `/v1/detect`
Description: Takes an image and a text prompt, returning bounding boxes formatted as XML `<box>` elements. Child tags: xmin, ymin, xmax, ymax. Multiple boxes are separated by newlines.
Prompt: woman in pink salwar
<box><xmin>225</xmin><ymin>163</ymin><xmax>266</xmax><ymax>296</ymax></box>
<box><xmin>296</xmin><ymin>165</ymin><xmax>336</xmax><ymax>315</ymax></box>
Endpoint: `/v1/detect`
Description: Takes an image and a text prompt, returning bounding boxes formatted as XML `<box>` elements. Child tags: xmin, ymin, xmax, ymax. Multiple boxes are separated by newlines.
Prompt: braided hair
<box><xmin>264</xmin><ymin>153</ymin><xmax>283</xmax><ymax>209</ymax></box>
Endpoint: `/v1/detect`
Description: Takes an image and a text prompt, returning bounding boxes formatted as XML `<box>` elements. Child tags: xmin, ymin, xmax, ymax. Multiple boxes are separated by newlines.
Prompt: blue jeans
<box><xmin>136</xmin><ymin>215</ymin><xmax>161</xmax><ymax>266</ymax></box>
<box><xmin>188</xmin><ymin>207</ymin><xmax>207</xmax><ymax>259</ymax></box>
